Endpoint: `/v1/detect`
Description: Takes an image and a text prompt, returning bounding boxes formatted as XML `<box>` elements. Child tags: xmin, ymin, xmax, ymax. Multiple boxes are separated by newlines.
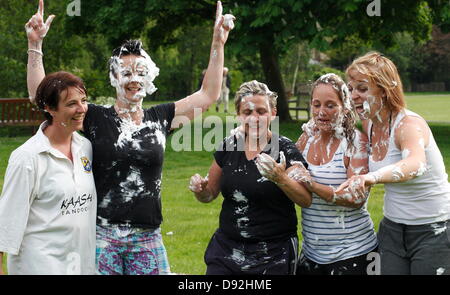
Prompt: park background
<box><xmin>1</xmin><ymin>0</ymin><xmax>449</xmax><ymax>274</ymax></box>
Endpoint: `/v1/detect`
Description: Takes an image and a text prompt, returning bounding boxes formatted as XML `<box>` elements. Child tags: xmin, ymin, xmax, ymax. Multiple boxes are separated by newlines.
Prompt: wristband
<box><xmin>28</xmin><ymin>49</ymin><xmax>43</xmax><ymax>56</ymax></box>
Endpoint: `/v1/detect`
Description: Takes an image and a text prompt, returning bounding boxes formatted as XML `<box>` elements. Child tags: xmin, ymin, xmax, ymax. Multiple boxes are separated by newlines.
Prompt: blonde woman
<box><xmin>293</xmin><ymin>74</ymin><xmax>378</xmax><ymax>275</ymax></box>
<box><xmin>189</xmin><ymin>81</ymin><xmax>311</xmax><ymax>275</ymax></box>
<box><xmin>339</xmin><ymin>52</ymin><xmax>450</xmax><ymax>275</ymax></box>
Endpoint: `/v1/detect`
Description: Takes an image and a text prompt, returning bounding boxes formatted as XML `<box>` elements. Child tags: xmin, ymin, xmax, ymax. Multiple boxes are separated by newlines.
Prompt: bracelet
<box><xmin>28</xmin><ymin>49</ymin><xmax>43</xmax><ymax>56</ymax></box>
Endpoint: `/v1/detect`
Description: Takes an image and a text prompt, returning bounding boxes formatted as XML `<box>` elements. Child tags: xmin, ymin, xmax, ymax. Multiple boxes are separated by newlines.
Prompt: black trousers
<box><xmin>296</xmin><ymin>248</ymin><xmax>378</xmax><ymax>275</ymax></box>
<box><xmin>204</xmin><ymin>229</ymin><xmax>299</xmax><ymax>275</ymax></box>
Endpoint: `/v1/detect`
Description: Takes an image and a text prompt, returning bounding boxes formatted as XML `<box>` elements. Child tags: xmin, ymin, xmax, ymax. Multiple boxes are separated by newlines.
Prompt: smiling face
<box><xmin>311</xmin><ymin>84</ymin><xmax>344</xmax><ymax>133</ymax></box>
<box><xmin>347</xmin><ymin>69</ymin><xmax>386</xmax><ymax>121</ymax></box>
<box><xmin>110</xmin><ymin>53</ymin><xmax>159</xmax><ymax>106</ymax></box>
<box><xmin>238</xmin><ymin>94</ymin><xmax>276</xmax><ymax>141</ymax></box>
<box><xmin>47</xmin><ymin>86</ymin><xmax>88</xmax><ymax>131</ymax></box>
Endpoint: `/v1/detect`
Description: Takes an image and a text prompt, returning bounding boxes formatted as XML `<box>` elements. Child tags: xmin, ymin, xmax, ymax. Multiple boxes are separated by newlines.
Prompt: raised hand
<box><xmin>25</xmin><ymin>0</ymin><xmax>55</xmax><ymax>43</ymax></box>
<box><xmin>212</xmin><ymin>1</ymin><xmax>235</xmax><ymax>46</ymax></box>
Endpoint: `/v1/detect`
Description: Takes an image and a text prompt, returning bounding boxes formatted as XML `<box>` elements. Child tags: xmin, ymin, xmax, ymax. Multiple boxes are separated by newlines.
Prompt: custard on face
<box><xmin>110</xmin><ymin>52</ymin><xmax>159</xmax><ymax>105</ymax></box>
<box><xmin>238</xmin><ymin>95</ymin><xmax>275</xmax><ymax>141</ymax></box>
<box><xmin>311</xmin><ymin>84</ymin><xmax>343</xmax><ymax>133</ymax></box>
<box><xmin>347</xmin><ymin>69</ymin><xmax>385</xmax><ymax>121</ymax></box>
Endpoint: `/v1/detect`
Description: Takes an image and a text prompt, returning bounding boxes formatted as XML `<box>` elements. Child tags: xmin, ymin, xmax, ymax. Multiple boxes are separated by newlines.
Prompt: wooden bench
<box><xmin>288</xmin><ymin>85</ymin><xmax>311</xmax><ymax>120</ymax></box>
<box><xmin>0</xmin><ymin>98</ymin><xmax>45</xmax><ymax>130</ymax></box>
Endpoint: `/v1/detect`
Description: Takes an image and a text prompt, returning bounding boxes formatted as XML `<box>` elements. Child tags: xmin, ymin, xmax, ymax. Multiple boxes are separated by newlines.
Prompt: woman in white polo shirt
<box><xmin>0</xmin><ymin>71</ymin><xmax>97</xmax><ymax>275</ymax></box>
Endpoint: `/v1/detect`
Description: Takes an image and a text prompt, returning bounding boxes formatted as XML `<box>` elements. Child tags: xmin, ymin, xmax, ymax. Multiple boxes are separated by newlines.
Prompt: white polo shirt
<box><xmin>0</xmin><ymin>122</ymin><xmax>97</xmax><ymax>275</ymax></box>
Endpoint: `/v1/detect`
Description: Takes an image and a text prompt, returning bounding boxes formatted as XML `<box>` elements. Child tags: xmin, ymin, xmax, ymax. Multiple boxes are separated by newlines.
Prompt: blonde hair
<box><xmin>234</xmin><ymin>80</ymin><xmax>277</xmax><ymax>114</ymax></box>
<box><xmin>312</xmin><ymin>73</ymin><xmax>356</xmax><ymax>147</ymax></box>
<box><xmin>346</xmin><ymin>51</ymin><xmax>406</xmax><ymax>112</ymax></box>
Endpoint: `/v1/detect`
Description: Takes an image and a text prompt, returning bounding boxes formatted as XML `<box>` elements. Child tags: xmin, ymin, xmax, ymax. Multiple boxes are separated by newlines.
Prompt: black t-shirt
<box><xmin>214</xmin><ymin>134</ymin><xmax>308</xmax><ymax>242</ymax></box>
<box><xmin>83</xmin><ymin>103</ymin><xmax>175</xmax><ymax>228</ymax></box>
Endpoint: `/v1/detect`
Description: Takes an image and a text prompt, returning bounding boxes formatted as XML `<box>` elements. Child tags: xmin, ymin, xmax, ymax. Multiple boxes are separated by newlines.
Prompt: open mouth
<box><xmin>126</xmin><ymin>87</ymin><xmax>142</xmax><ymax>92</ymax></box>
<box><xmin>72</xmin><ymin>116</ymin><xmax>84</xmax><ymax>122</ymax></box>
<box><xmin>317</xmin><ymin>118</ymin><xmax>330</xmax><ymax>124</ymax></box>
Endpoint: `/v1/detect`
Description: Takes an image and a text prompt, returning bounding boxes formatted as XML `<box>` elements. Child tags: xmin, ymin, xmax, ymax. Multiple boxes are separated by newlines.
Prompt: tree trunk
<box><xmin>259</xmin><ymin>39</ymin><xmax>292</xmax><ymax>122</ymax></box>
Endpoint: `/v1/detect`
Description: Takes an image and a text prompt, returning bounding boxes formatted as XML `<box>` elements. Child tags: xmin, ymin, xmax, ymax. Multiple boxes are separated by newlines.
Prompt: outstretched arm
<box><xmin>25</xmin><ymin>0</ymin><xmax>55</xmax><ymax>103</ymax></box>
<box><xmin>172</xmin><ymin>1</ymin><xmax>234</xmax><ymax>128</ymax></box>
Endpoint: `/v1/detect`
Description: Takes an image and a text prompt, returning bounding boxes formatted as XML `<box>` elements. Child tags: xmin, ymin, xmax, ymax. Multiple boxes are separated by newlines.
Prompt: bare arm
<box><xmin>294</xmin><ymin>132</ymin><xmax>370</xmax><ymax>208</ymax></box>
<box><xmin>276</xmin><ymin>165</ymin><xmax>312</xmax><ymax>207</ymax></box>
<box><xmin>25</xmin><ymin>0</ymin><xmax>55</xmax><ymax>103</ymax></box>
<box><xmin>172</xmin><ymin>1</ymin><xmax>234</xmax><ymax>128</ymax></box>
<box><xmin>337</xmin><ymin>115</ymin><xmax>430</xmax><ymax>193</ymax></box>
<box><xmin>189</xmin><ymin>160</ymin><xmax>222</xmax><ymax>203</ymax></box>
<box><xmin>256</xmin><ymin>153</ymin><xmax>312</xmax><ymax>208</ymax></box>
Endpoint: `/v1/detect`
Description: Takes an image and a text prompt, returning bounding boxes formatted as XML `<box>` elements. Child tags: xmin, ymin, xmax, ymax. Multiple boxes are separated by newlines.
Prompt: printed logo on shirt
<box><xmin>80</xmin><ymin>156</ymin><xmax>92</xmax><ymax>173</ymax></box>
<box><xmin>61</xmin><ymin>193</ymin><xmax>94</xmax><ymax>216</ymax></box>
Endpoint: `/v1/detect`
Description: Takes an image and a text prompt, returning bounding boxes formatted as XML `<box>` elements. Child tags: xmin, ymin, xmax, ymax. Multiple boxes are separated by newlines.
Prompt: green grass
<box><xmin>1</xmin><ymin>93</ymin><xmax>449</xmax><ymax>274</ymax></box>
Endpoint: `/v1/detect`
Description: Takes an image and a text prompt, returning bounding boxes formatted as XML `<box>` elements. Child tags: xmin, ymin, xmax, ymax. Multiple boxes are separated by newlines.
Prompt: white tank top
<box><xmin>301</xmin><ymin>136</ymin><xmax>378</xmax><ymax>264</ymax></box>
<box><xmin>368</xmin><ymin>109</ymin><xmax>450</xmax><ymax>225</ymax></box>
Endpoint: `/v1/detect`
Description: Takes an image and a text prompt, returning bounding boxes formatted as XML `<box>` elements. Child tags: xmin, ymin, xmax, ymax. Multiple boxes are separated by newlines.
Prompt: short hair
<box><xmin>311</xmin><ymin>73</ymin><xmax>356</xmax><ymax>147</ymax></box>
<box><xmin>346</xmin><ymin>51</ymin><xmax>406</xmax><ymax>112</ymax></box>
<box><xmin>108</xmin><ymin>40</ymin><xmax>144</xmax><ymax>78</ymax></box>
<box><xmin>234</xmin><ymin>80</ymin><xmax>277</xmax><ymax>114</ymax></box>
<box><xmin>35</xmin><ymin>71</ymin><xmax>87</xmax><ymax>125</ymax></box>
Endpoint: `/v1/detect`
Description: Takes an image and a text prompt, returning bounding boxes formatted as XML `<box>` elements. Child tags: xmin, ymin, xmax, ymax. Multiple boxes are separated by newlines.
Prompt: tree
<box><xmin>69</xmin><ymin>0</ymin><xmax>449</xmax><ymax>121</ymax></box>
<box><xmin>0</xmin><ymin>0</ymin><xmax>112</xmax><ymax>99</ymax></box>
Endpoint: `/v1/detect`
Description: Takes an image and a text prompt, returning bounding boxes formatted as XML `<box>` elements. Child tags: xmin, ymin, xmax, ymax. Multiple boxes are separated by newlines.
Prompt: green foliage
<box><xmin>0</xmin><ymin>1</ymin><xmax>113</xmax><ymax>99</ymax></box>
<box><xmin>311</xmin><ymin>66</ymin><xmax>345</xmax><ymax>81</ymax></box>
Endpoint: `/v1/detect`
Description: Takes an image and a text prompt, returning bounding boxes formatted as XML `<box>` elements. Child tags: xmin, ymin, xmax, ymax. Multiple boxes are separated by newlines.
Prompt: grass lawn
<box><xmin>1</xmin><ymin>93</ymin><xmax>449</xmax><ymax>274</ymax></box>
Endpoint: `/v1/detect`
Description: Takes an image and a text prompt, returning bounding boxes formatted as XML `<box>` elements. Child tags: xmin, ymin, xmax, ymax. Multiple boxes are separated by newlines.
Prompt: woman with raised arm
<box><xmin>189</xmin><ymin>81</ymin><xmax>312</xmax><ymax>275</ymax></box>
<box><xmin>0</xmin><ymin>72</ymin><xmax>96</xmax><ymax>275</ymax></box>
<box><xmin>25</xmin><ymin>0</ymin><xmax>234</xmax><ymax>275</ymax></box>
<box><xmin>292</xmin><ymin>73</ymin><xmax>378</xmax><ymax>275</ymax></box>
<box><xmin>339</xmin><ymin>52</ymin><xmax>450</xmax><ymax>275</ymax></box>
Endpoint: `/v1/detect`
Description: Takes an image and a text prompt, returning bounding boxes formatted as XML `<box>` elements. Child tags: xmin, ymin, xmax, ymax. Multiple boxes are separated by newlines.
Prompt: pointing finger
<box><xmin>38</xmin><ymin>0</ymin><xmax>44</xmax><ymax>16</ymax></box>
<box><xmin>215</xmin><ymin>1</ymin><xmax>223</xmax><ymax>26</ymax></box>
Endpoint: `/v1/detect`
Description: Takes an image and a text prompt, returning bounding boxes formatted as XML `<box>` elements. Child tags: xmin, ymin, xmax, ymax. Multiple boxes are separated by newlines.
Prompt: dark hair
<box><xmin>35</xmin><ymin>71</ymin><xmax>87</xmax><ymax>125</ymax></box>
<box><xmin>109</xmin><ymin>40</ymin><xmax>144</xmax><ymax>77</ymax></box>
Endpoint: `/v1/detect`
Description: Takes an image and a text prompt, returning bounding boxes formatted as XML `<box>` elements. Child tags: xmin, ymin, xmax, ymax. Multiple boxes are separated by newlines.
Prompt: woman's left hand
<box><xmin>336</xmin><ymin>174</ymin><xmax>375</xmax><ymax>201</ymax></box>
<box><xmin>212</xmin><ymin>1</ymin><xmax>235</xmax><ymax>46</ymax></box>
<box><xmin>255</xmin><ymin>152</ymin><xmax>287</xmax><ymax>184</ymax></box>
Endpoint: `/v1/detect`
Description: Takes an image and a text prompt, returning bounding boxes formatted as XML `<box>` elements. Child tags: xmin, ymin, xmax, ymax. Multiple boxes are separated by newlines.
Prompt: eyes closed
<box><xmin>241</xmin><ymin>108</ymin><xmax>269</xmax><ymax>116</ymax></box>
